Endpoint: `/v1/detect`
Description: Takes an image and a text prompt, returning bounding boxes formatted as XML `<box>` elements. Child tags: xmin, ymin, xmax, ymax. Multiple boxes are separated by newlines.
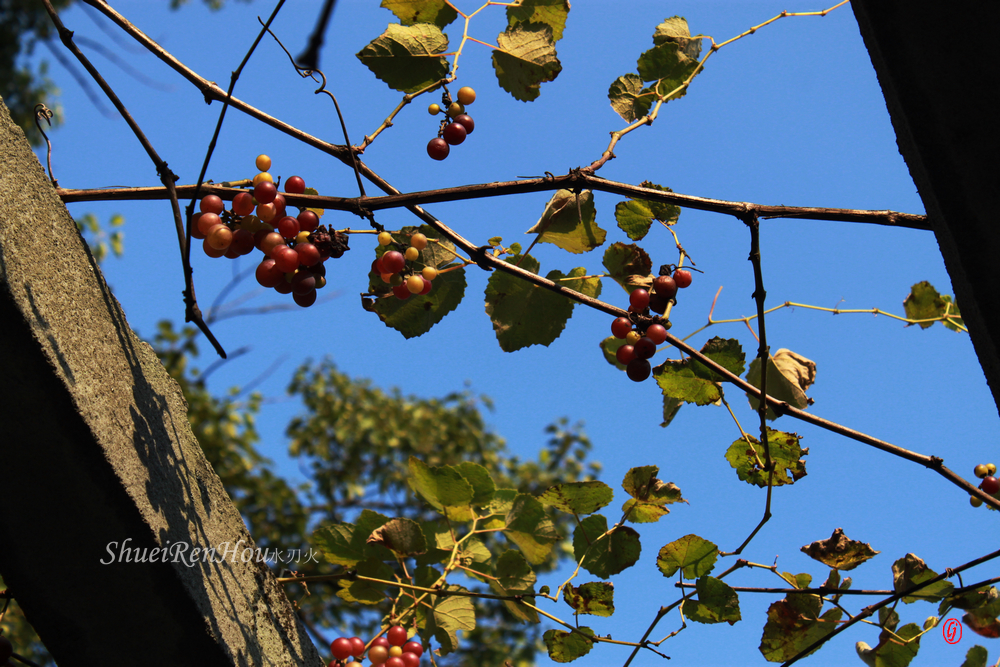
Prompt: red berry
<box><xmin>273</xmin><ymin>245</ymin><xmax>300</xmax><ymax>273</ymax></box>
<box><xmin>427</xmin><ymin>137</ymin><xmax>450</xmax><ymax>160</ymax></box>
<box><xmin>454</xmin><ymin>113</ymin><xmax>474</xmax><ymax>134</ymax></box>
<box><xmin>197</xmin><ymin>212</ymin><xmax>222</xmax><ymax>236</ymax></box>
<box><xmin>202</xmin><ymin>237</ymin><xmax>226</xmax><ymax>258</ymax></box>
<box><xmin>371</xmin><ymin>637</ymin><xmax>391</xmax><ymax>649</ymax></box>
<box><xmin>982</xmin><ymin>476</ymin><xmax>1000</xmax><ymax>495</ymax></box>
<box><xmin>232</xmin><ymin>191</ymin><xmax>255</xmax><ymax>216</ymax></box>
<box><xmin>384</xmin><ymin>658</ymin><xmax>406</xmax><ymax>667</ymax></box>
<box><xmin>649</xmin><ymin>292</ymin><xmax>670</xmax><ymax>314</ymax></box>
<box><xmin>274</xmin><ymin>278</ymin><xmax>293</xmax><ymax>294</ymax></box>
<box><xmin>381</xmin><ymin>250</ymin><xmax>405</xmax><ymax>274</ymax></box>
<box><xmin>399</xmin><ymin>653</ymin><xmax>420</xmax><ymax>667</ymax></box>
<box><xmin>349</xmin><ymin>637</ymin><xmax>366</xmax><ymax>657</ymax></box>
<box><xmin>331</xmin><ymin>638</ymin><xmax>354</xmax><ymax>661</ymax></box>
<box><xmin>296</xmin><ymin>242</ymin><xmax>321</xmax><ymax>267</ymax></box>
<box><xmin>629</xmin><ymin>288</ymin><xmax>650</xmax><ymax>311</ymax></box>
<box><xmin>277</xmin><ymin>215</ymin><xmax>300</xmax><ymax>240</ymax></box>
<box><xmin>646</xmin><ymin>323</ymin><xmax>667</xmax><ymax>345</ymax></box>
<box><xmin>633</xmin><ymin>336</ymin><xmax>656</xmax><ymax>360</ymax></box>
<box><xmin>393</xmin><ymin>283</ymin><xmax>412</xmax><ymax>300</ymax></box>
<box><xmin>402</xmin><ymin>641</ymin><xmax>423</xmax><ymax>657</ymax></box>
<box><xmin>261</xmin><ymin>232</ymin><xmax>285</xmax><ymax>258</ymax></box>
<box><xmin>285</xmin><ymin>175</ymin><xmax>306</xmax><ymax>194</ymax></box>
<box><xmin>387</xmin><ymin>626</ymin><xmax>408</xmax><ymax>647</ymax></box>
<box><xmin>292</xmin><ymin>272</ymin><xmax>317</xmax><ymax>295</ymax></box>
<box><xmin>293</xmin><ymin>289</ymin><xmax>317</xmax><ymax>307</ymax></box>
<box><xmin>230</xmin><ymin>228</ymin><xmax>255</xmax><ymax>256</ymax></box>
<box><xmin>190</xmin><ymin>213</ymin><xmax>207</xmax><ymax>240</ymax></box>
<box><xmin>255</xmin><ymin>258</ymin><xmax>284</xmax><ymax>288</ymax></box>
<box><xmin>200</xmin><ymin>194</ymin><xmax>224</xmax><ymax>214</ymax></box>
<box><xmin>616</xmin><ymin>344</ymin><xmax>636</xmax><ymax>365</ymax></box>
<box><xmin>611</xmin><ymin>317</ymin><xmax>632</xmax><ymax>339</ymax></box>
<box><xmin>626</xmin><ymin>359</ymin><xmax>651</xmax><ymax>382</ymax></box>
<box><xmin>297</xmin><ymin>210</ymin><xmax>319</xmax><ymax>233</ymax></box>
<box><xmin>254</xmin><ymin>180</ymin><xmax>277</xmax><ymax>205</ymax></box>
<box><xmin>272</xmin><ymin>193</ymin><xmax>287</xmax><ymax>218</ymax></box>
<box><xmin>419</xmin><ymin>278</ymin><xmax>433</xmax><ymax>295</ymax></box>
<box><xmin>673</xmin><ymin>269</ymin><xmax>692</xmax><ymax>288</ymax></box>
<box><xmin>653</xmin><ymin>275</ymin><xmax>677</xmax><ymax>300</ymax></box>
<box><xmin>443</xmin><ymin>122</ymin><xmax>467</xmax><ymax>145</ymax></box>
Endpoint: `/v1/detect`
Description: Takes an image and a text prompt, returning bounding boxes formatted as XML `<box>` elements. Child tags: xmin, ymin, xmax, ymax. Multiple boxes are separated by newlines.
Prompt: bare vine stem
<box><xmin>42</xmin><ymin>0</ymin><xmax>226</xmax><ymax>357</ymax></box>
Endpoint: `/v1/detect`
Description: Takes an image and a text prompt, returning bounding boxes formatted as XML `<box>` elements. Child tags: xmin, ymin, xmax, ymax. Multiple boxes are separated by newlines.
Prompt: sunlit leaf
<box><xmin>657</xmin><ymin>534</ymin><xmax>718</xmax><ymax>579</ymax></box>
<box><xmin>602</xmin><ymin>242</ymin><xmax>652</xmax><ymax>294</ymax></box>
<box><xmin>746</xmin><ymin>348</ymin><xmax>816</xmax><ymax>419</ymax></box>
<box><xmin>492</xmin><ymin>24</ymin><xmax>562</xmax><ymax>101</ymax></box>
<box><xmin>685</xmin><ymin>576</ymin><xmax>741</xmax><ymax>625</ymax></box>
<box><xmin>525</xmin><ymin>189</ymin><xmax>605</xmax><ymax>254</ymax></box>
<box><xmin>357</xmin><ymin>23</ymin><xmax>450</xmax><ymax>93</ymax></box>
<box><xmin>573</xmin><ymin>514</ymin><xmax>641</xmax><ymax>578</ymax></box>
<box><xmin>506</xmin><ymin>0</ymin><xmax>570</xmax><ymax>41</ymax></box>
<box><xmin>725</xmin><ymin>428</ymin><xmax>807</xmax><ymax>487</ymax></box>
<box><xmin>892</xmin><ymin>554</ymin><xmax>955</xmax><ymax>603</ymax></box>
<box><xmin>380</xmin><ymin>0</ymin><xmax>457</xmax><ymax>27</ymax></box>
<box><xmin>563</xmin><ymin>582</ymin><xmax>614</xmax><ymax>617</ymax></box>
<box><xmin>800</xmin><ymin>527</ymin><xmax>879</xmax><ymax>571</ymax></box>
<box><xmin>608</xmin><ymin>74</ymin><xmax>653</xmax><ymax>123</ymax></box>
<box><xmin>539</xmin><ymin>480</ymin><xmax>614</xmax><ymax>515</ymax></box>
<box><xmin>543</xmin><ymin>627</ymin><xmax>595</xmax><ymax>662</ymax></box>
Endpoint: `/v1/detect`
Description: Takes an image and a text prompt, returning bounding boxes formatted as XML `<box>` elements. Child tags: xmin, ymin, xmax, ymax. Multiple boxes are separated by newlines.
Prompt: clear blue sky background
<box><xmin>28</xmin><ymin>1</ymin><xmax>999</xmax><ymax>665</ymax></box>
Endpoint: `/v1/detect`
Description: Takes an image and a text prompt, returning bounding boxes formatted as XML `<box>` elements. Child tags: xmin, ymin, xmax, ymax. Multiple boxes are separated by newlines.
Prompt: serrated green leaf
<box><xmin>962</xmin><ymin>645</ymin><xmax>989</xmax><ymax>667</ymax></box>
<box><xmin>489</xmin><ymin>488</ymin><xmax>519</xmax><ymax>516</ymax></box>
<box><xmin>573</xmin><ymin>514</ymin><xmax>641</xmax><ymax>578</ymax></box>
<box><xmin>526</xmin><ymin>189</ymin><xmax>605</xmax><ymax>254</ymax></box>
<box><xmin>903</xmin><ymin>280</ymin><xmax>946</xmax><ymax>329</ymax></box>
<box><xmin>504</xmin><ymin>493</ymin><xmax>560</xmax><ymax>565</ymax></box>
<box><xmin>407</xmin><ymin>457</ymin><xmax>475</xmax><ymax>521</ymax></box>
<box><xmin>652</xmin><ymin>16</ymin><xmax>702</xmax><ymax>59</ymax></box>
<box><xmin>492</xmin><ymin>24</ymin><xmax>562</xmax><ymax>102</ymax></box>
<box><xmin>892</xmin><ymin>554</ymin><xmax>955</xmax><ymax>603</ymax></box>
<box><xmin>760</xmin><ymin>594</ymin><xmax>842</xmax><ymax>662</ymax></box>
<box><xmin>800</xmin><ymin>527</ymin><xmax>879</xmax><ymax>571</ymax></box>
<box><xmin>857</xmin><ymin>623</ymin><xmax>923</xmax><ymax>667</ymax></box>
<box><xmin>657</xmin><ymin>534</ymin><xmax>718</xmax><ymax>579</ymax></box>
<box><xmin>367</xmin><ymin>517</ymin><xmax>427</xmax><ymax>557</ymax></box>
<box><xmin>418</xmin><ymin>583</ymin><xmax>476</xmax><ymax>656</ymax></box>
<box><xmin>484</xmin><ymin>254</ymin><xmax>584</xmax><ymax>352</ymax></box>
<box><xmin>746</xmin><ymin>348</ymin><xmax>816</xmax><ymax>419</ymax></box>
<box><xmin>614</xmin><ymin>183</ymin><xmax>681</xmax><ymax>240</ymax></box>
<box><xmin>635</xmin><ymin>18</ymin><xmax>701</xmax><ymax>102</ymax></box>
<box><xmin>357</xmin><ymin>23</ymin><xmax>450</xmax><ymax>93</ymax></box>
<box><xmin>539</xmin><ymin>481</ymin><xmax>614</xmax><ymax>515</ymax></box>
<box><xmin>940</xmin><ymin>585</ymin><xmax>998</xmax><ymax>615</ymax></box>
<box><xmin>563</xmin><ymin>582</ymin><xmax>614</xmax><ymax>617</ymax></box>
<box><xmin>779</xmin><ymin>572</ymin><xmax>813</xmax><ymax>590</ymax></box>
<box><xmin>336</xmin><ymin>558</ymin><xmax>395</xmax><ymax>604</ymax></box>
<box><xmin>608</xmin><ymin>74</ymin><xmax>654</xmax><ymax>123</ymax></box>
<box><xmin>725</xmin><ymin>428</ymin><xmax>807</xmax><ymax>487</ymax></box>
<box><xmin>602</xmin><ymin>242</ymin><xmax>652</xmax><ymax>294</ymax></box>
<box><xmin>507</xmin><ymin>0</ymin><xmax>569</xmax><ymax>41</ymax></box>
<box><xmin>368</xmin><ymin>225</ymin><xmax>466</xmax><ymax>338</ymax></box>
<box><xmin>312</xmin><ymin>509</ymin><xmax>394</xmax><ymax>566</ymax></box>
<box><xmin>685</xmin><ymin>576</ymin><xmax>741</xmax><ymax>625</ymax></box>
<box><xmin>654</xmin><ymin>337</ymin><xmax>746</xmax><ymax>406</ymax></box>
<box><xmin>622</xmin><ymin>465</ymin><xmax>684</xmax><ymax>505</ymax></box>
<box><xmin>543</xmin><ymin>627</ymin><xmax>595</xmax><ymax>662</ymax></box>
<box><xmin>380</xmin><ymin>0</ymin><xmax>457</xmax><ymax>27</ymax></box>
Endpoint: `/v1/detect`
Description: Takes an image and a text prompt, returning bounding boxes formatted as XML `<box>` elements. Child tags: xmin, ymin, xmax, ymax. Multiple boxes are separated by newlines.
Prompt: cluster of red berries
<box><xmin>192</xmin><ymin>155</ymin><xmax>348</xmax><ymax>308</ymax></box>
<box><xmin>426</xmin><ymin>87</ymin><xmax>476</xmax><ymax>161</ymax></box>
<box><xmin>970</xmin><ymin>462</ymin><xmax>999</xmax><ymax>507</ymax></box>
<box><xmin>373</xmin><ymin>231</ymin><xmax>438</xmax><ymax>300</ymax></box>
<box><xmin>610</xmin><ymin>268</ymin><xmax>692</xmax><ymax>382</ymax></box>
<box><xmin>327</xmin><ymin>625</ymin><xmax>423</xmax><ymax>667</ymax></box>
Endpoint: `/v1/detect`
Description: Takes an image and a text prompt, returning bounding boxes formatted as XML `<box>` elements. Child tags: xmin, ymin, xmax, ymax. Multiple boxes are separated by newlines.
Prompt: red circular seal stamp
<box><xmin>943</xmin><ymin>618</ymin><xmax>962</xmax><ymax>644</ymax></box>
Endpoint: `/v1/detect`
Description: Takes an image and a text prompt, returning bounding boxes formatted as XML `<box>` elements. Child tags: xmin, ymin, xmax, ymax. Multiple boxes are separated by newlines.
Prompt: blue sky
<box><xmin>28</xmin><ymin>1</ymin><xmax>999</xmax><ymax>665</ymax></box>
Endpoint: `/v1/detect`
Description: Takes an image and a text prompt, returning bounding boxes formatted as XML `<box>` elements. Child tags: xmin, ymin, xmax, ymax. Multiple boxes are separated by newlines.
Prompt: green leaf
<box><xmin>661</xmin><ymin>395</ymin><xmax>683</xmax><ymax>428</ymax></box>
<box><xmin>654</xmin><ymin>337</ymin><xmax>746</xmax><ymax>406</ymax></box>
<box><xmin>724</xmin><ymin>428</ymin><xmax>807</xmax><ymax>487</ymax></box>
<box><xmin>453</xmin><ymin>461</ymin><xmax>496</xmax><ymax>507</ymax></box>
<box><xmin>490</xmin><ymin>549</ymin><xmax>539</xmax><ymax>623</ymax></box>
<box><xmin>573</xmin><ymin>514</ymin><xmax>641</xmax><ymax>578</ymax></box>
<box><xmin>380</xmin><ymin>0</ymin><xmax>457</xmax><ymax>27</ymax></box>
<box><xmin>904</xmin><ymin>281</ymin><xmax>964</xmax><ymax>331</ymax></box>
<box><xmin>635</xmin><ymin>18</ymin><xmax>701</xmax><ymax>102</ymax></box>
<box><xmin>492</xmin><ymin>24</ymin><xmax>562</xmax><ymax>102</ymax></box>
<box><xmin>484</xmin><ymin>254</ymin><xmax>583</xmax><ymax>352</ymax></box>
<box><xmin>602</xmin><ymin>242</ymin><xmax>652</xmax><ymax>294</ymax></box>
<box><xmin>311</xmin><ymin>509</ymin><xmax>394</xmax><ymax>566</ymax></box>
<box><xmin>800</xmin><ymin>527</ymin><xmax>880</xmax><ymax>571</ymax></box>
<box><xmin>685</xmin><ymin>576</ymin><xmax>741</xmax><ymax>625</ymax></box>
<box><xmin>563</xmin><ymin>582</ymin><xmax>614</xmax><ymax>617</ymax></box>
<box><xmin>357</xmin><ymin>23</ymin><xmax>450</xmax><ymax>93</ymax></box>
<box><xmin>746</xmin><ymin>348</ymin><xmax>816</xmax><ymax>419</ymax></box>
<box><xmin>525</xmin><ymin>189</ymin><xmax>605</xmax><ymax>254</ymax></box>
<box><xmin>652</xmin><ymin>16</ymin><xmax>702</xmax><ymax>59</ymax></box>
<box><xmin>962</xmin><ymin>646</ymin><xmax>989</xmax><ymax>667</ymax></box>
<box><xmin>407</xmin><ymin>457</ymin><xmax>475</xmax><ymax>521</ymax></box>
<box><xmin>759</xmin><ymin>592</ymin><xmax>842</xmax><ymax>662</ymax></box>
<box><xmin>336</xmin><ymin>558</ymin><xmax>395</xmax><ymax>604</ymax></box>
<box><xmin>539</xmin><ymin>481</ymin><xmax>614</xmax><ymax>515</ymax></box>
<box><xmin>504</xmin><ymin>493</ymin><xmax>560</xmax><ymax>565</ymax></box>
<box><xmin>656</xmin><ymin>534</ymin><xmax>718</xmax><ymax>579</ymax></box>
<box><xmin>417</xmin><ymin>581</ymin><xmax>476</xmax><ymax>656</ymax></box>
<box><xmin>543</xmin><ymin>627</ymin><xmax>595</xmax><ymax>663</ymax></box>
<box><xmin>939</xmin><ymin>585</ymin><xmax>999</xmax><ymax>615</ymax></box>
<box><xmin>856</xmin><ymin>623</ymin><xmax>923</xmax><ymax>667</ymax></box>
<box><xmin>892</xmin><ymin>554</ymin><xmax>955</xmax><ymax>603</ymax></box>
<box><xmin>506</xmin><ymin>0</ymin><xmax>569</xmax><ymax>41</ymax></box>
<box><xmin>608</xmin><ymin>74</ymin><xmax>654</xmax><ymax>123</ymax></box>
<box><xmin>620</xmin><ymin>465</ymin><xmax>684</xmax><ymax>522</ymax></box>
<box><xmin>366</xmin><ymin>517</ymin><xmax>427</xmax><ymax>558</ymax></box>
<box><xmin>601</xmin><ymin>336</ymin><xmax>629</xmax><ymax>370</ymax></box>
<box><xmin>779</xmin><ymin>572</ymin><xmax>813</xmax><ymax>590</ymax></box>
<box><xmin>367</xmin><ymin>226</ymin><xmax>466</xmax><ymax>338</ymax></box>
<box><xmin>614</xmin><ymin>182</ymin><xmax>681</xmax><ymax>240</ymax></box>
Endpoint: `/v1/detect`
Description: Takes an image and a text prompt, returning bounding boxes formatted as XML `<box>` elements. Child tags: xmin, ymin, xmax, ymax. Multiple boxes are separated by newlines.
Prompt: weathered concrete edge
<box><xmin>0</xmin><ymin>95</ymin><xmax>322</xmax><ymax>666</ymax></box>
